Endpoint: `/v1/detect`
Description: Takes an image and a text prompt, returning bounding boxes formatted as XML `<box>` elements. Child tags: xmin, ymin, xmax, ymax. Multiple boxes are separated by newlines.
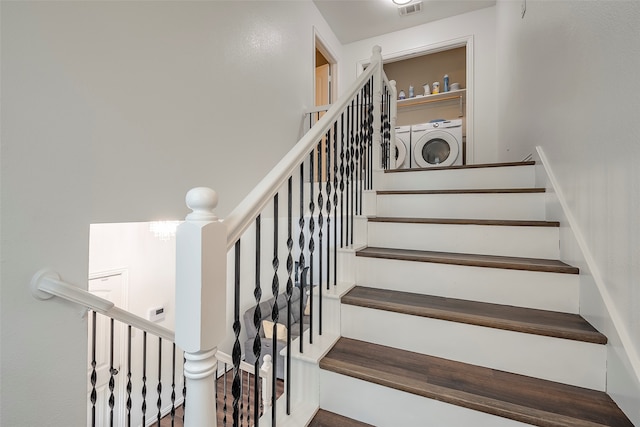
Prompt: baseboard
<box><xmin>536</xmin><ymin>146</ymin><xmax>640</xmax><ymax>424</ymax></box>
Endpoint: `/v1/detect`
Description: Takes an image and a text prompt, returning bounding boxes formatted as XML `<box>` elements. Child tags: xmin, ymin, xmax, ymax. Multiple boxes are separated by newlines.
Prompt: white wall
<box><xmin>496</xmin><ymin>1</ymin><xmax>640</xmax><ymax>423</ymax></box>
<box><xmin>340</xmin><ymin>6</ymin><xmax>498</xmax><ymax>164</ymax></box>
<box><xmin>0</xmin><ymin>1</ymin><xmax>342</xmax><ymax>425</ymax></box>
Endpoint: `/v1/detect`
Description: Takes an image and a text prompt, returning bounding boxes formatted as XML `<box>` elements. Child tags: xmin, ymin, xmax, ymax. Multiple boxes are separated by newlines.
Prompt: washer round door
<box><xmin>413</xmin><ymin>130</ymin><xmax>460</xmax><ymax>167</ymax></box>
<box><xmin>395</xmin><ymin>136</ymin><xmax>407</xmax><ymax>168</ymax></box>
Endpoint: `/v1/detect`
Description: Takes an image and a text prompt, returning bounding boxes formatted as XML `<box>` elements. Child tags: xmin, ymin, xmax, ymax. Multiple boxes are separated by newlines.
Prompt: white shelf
<box><xmin>397</xmin><ymin>88</ymin><xmax>466</xmax><ymax>108</ymax></box>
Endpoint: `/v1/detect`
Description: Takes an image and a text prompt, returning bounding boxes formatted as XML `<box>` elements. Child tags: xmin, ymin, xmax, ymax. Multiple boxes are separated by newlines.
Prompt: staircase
<box><xmin>311</xmin><ymin>162</ymin><xmax>633</xmax><ymax>426</ymax></box>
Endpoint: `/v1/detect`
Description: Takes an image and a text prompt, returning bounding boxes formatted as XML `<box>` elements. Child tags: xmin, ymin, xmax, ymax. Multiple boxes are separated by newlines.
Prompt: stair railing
<box><xmin>175</xmin><ymin>45</ymin><xmax>396</xmax><ymax>427</ymax></box>
<box><xmin>30</xmin><ymin>269</ymin><xmax>273</xmax><ymax>427</ymax></box>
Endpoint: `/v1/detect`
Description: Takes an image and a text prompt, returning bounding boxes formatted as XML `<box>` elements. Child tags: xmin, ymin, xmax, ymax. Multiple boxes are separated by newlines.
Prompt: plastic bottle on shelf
<box><xmin>409</xmin><ymin>85</ymin><xmax>414</xmax><ymax>98</ymax></box>
<box><xmin>399</xmin><ymin>90</ymin><xmax>406</xmax><ymax>100</ymax></box>
<box><xmin>444</xmin><ymin>74</ymin><xmax>449</xmax><ymax>92</ymax></box>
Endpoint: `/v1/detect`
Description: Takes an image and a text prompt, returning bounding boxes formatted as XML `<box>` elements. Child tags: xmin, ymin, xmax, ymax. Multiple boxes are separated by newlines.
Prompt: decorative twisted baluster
<box><xmin>308</xmin><ymin>150</ymin><xmax>315</xmax><ymax>344</ymax></box>
<box><xmin>127</xmin><ymin>325</ymin><xmax>132</xmax><ymax>427</ymax></box>
<box><xmin>326</xmin><ymin>123</ymin><xmax>334</xmax><ymax>291</ymax></box>
<box><xmin>90</xmin><ymin>311</ymin><xmax>97</xmax><ymax>427</ymax></box>
<box><xmin>354</xmin><ymin>93</ymin><xmax>361</xmax><ymax>217</ymax></box>
<box><xmin>333</xmin><ymin>119</ymin><xmax>339</xmax><ymax>285</ymax></box>
<box><xmin>286</xmin><ymin>176</ymin><xmax>294</xmax><ymax>414</ymax></box>
<box><xmin>157</xmin><ymin>337</ymin><xmax>162</xmax><ymax>425</ymax></box>
<box><xmin>317</xmin><ymin>140</ymin><xmax>324</xmax><ymax>335</ymax></box>
<box><xmin>171</xmin><ymin>343</ymin><xmax>176</xmax><ymax>427</ymax></box>
<box><xmin>253</xmin><ymin>214</ymin><xmax>262</xmax><ymax>427</ymax></box>
<box><xmin>182</xmin><ymin>357</ymin><xmax>186</xmax><ymax>425</ymax></box>
<box><xmin>109</xmin><ymin>318</ymin><xmax>115</xmax><ymax>427</ymax></box>
<box><xmin>271</xmin><ymin>193</ymin><xmax>279</xmax><ymax>426</ymax></box>
<box><xmin>142</xmin><ymin>331</ymin><xmax>147</xmax><ymax>426</ymax></box>
<box><xmin>346</xmin><ymin>103</ymin><xmax>352</xmax><ymax>247</ymax></box>
<box><xmin>339</xmin><ymin>112</ymin><xmax>345</xmax><ymax>249</ymax></box>
<box><xmin>350</xmin><ymin>98</ymin><xmax>356</xmax><ymax>246</ymax></box>
<box><xmin>223</xmin><ymin>362</ymin><xmax>228</xmax><ymax>426</ymax></box>
<box><xmin>233</xmin><ymin>240</ymin><xmax>242</xmax><ymax>427</ymax></box>
<box><xmin>298</xmin><ymin>163</ymin><xmax>305</xmax><ymax>353</ymax></box>
<box><xmin>359</xmin><ymin>87</ymin><xmax>365</xmax><ymax>214</ymax></box>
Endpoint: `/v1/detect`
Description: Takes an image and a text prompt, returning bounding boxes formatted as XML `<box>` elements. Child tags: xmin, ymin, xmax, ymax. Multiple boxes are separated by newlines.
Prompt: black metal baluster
<box><xmin>326</xmin><ymin>124</ymin><xmax>333</xmax><ymax>292</ymax></box>
<box><xmin>223</xmin><ymin>362</ymin><xmax>228</xmax><ymax>427</ymax></box>
<box><xmin>359</xmin><ymin>87</ymin><xmax>365</xmax><ymax>214</ymax></box>
<box><xmin>298</xmin><ymin>163</ymin><xmax>305</xmax><ymax>354</ymax></box>
<box><xmin>333</xmin><ymin>119</ymin><xmax>339</xmax><ymax>286</ymax></box>
<box><xmin>109</xmin><ymin>318</ymin><xmax>115</xmax><ymax>427</ymax></box>
<box><xmin>350</xmin><ymin>98</ymin><xmax>355</xmax><ymax>246</ymax></box>
<box><xmin>252</xmin><ymin>214</ymin><xmax>262</xmax><ymax>427</ymax></box>
<box><xmin>233</xmin><ymin>240</ymin><xmax>242</xmax><ymax>427</ymax></box>
<box><xmin>127</xmin><ymin>325</ymin><xmax>132</xmax><ymax>427</ymax></box>
<box><xmin>317</xmin><ymin>139</ymin><xmax>324</xmax><ymax>335</ymax></box>
<box><xmin>182</xmin><ymin>356</ymin><xmax>186</xmax><ymax>426</ymax></box>
<box><xmin>171</xmin><ymin>343</ymin><xmax>176</xmax><ymax>427</ymax></box>
<box><xmin>142</xmin><ymin>331</ymin><xmax>147</xmax><ymax>427</ymax></box>
<box><xmin>286</xmin><ymin>176</ymin><xmax>293</xmax><ymax>415</ymax></box>
<box><xmin>90</xmin><ymin>311</ymin><xmax>97</xmax><ymax>427</ymax></box>
<box><xmin>355</xmin><ymin>92</ymin><xmax>360</xmax><ymax>218</ymax></box>
<box><xmin>308</xmin><ymin>150</ymin><xmax>315</xmax><ymax>344</ymax></box>
<box><xmin>157</xmin><ymin>337</ymin><xmax>162</xmax><ymax>426</ymax></box>
<box><xmin>346</xmin><ymin>102</ymin><xmax>352</xmax><ymax>247</ymax></box>
<box><xmin>340</xmin><ymin>112</ymin><xmax>345</xmax><ymax>249</ymax></box>
<box><xmin>271</xmin><ymin>193</ymin><xmax>279</xmax><ymax>427</ymax></box>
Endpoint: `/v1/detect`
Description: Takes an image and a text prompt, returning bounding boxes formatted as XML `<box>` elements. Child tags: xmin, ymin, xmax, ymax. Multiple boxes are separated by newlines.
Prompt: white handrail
<box><xmin>31</xmin><ymin>269</ymin><xmax>175</xmax><ymax>341</ymax></box>
<box><xmin>224</xmin><ymin>46</ymin><xmax>383</xmax><ymax>250</ymax></box>
<box><xmin>303</xmin><ymin>104</ymin><xmax>331</xmax><ymax>115</ymax></box>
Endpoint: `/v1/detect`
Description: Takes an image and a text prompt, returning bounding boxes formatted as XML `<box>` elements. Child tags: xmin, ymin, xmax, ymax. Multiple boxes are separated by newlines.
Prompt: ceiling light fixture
<box><xmin>392</xmin><ymin>0</ymin><xmax>413</xmax><ymax>5</ymax></box>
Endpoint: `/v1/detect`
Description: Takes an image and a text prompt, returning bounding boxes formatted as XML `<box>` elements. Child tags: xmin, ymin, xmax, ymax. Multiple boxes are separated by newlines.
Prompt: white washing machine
<box><xmin>411</xmin><ymin>119</ymin><xmax>463</xmax><ymax>168</ymax></box>
<box><xmin>394</xmin><ymin>125</ymin><xmax>411</xmax><ymax>169</ymax></box>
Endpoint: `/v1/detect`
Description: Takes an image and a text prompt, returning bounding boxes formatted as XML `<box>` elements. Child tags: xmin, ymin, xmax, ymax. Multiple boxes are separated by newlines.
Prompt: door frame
<box><xmin>313</xmin><ymin>27</ymin><xmax>339</xmax><ymax>107</ymax></box>
<box><xmin>88</xmin><ymin>268</ymin><xmax>129</xmax><ymax>426</ymax></box>
<box><xmin>357</xmin><ymin>35</ymin><xmax>475</xmax><ymax>164</ymax></box>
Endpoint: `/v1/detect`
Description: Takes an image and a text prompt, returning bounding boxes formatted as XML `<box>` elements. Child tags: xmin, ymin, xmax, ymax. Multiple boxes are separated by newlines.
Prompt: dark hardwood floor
<box><xmin>308</xmin><ymin>409</ymin><xmax>375</xmax><ymax>427</ymax></box>
<box><xmin>160</xmin><ymin>371</ymin><xmax>284</xmax><ymax>427</ymax></box>
<box><xmin>383</xmin><ymin>160</ymin><xmax>536</xmax><ymax>173</ymax></box>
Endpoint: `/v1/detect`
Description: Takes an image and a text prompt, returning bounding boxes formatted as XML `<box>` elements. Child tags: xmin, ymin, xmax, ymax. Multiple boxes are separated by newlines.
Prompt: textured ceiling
<box><xmin>313</xmin><ymin>0</ymin><xmax>496</xmax><ymax>44</ymax></box>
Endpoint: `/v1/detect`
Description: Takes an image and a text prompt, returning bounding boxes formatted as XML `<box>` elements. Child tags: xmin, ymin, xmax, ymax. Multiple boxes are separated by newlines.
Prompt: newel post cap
<box><xmin>371</xmin><ymin>45</ymin><xmax>383</xmax><ymax>63</ymax></box>
<box><xmin>185</xmin><ymin>187</ymin><xmax>218</xmax><ymax>221</ymax></box>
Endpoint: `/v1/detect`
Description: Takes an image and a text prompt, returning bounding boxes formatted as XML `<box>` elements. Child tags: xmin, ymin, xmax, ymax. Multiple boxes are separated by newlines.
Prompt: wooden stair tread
<box><xmin>368</xmin><ymin>217</ymin><xmax>560</xmax><ymax>227</ymax></box>
<box><xmin>342</xmin><ymin>286</ymin><xmax>607</xmax><ymax>344</ymax></box>
<box><xmin>384</xmin><ymin>160</ymin><xmax>536</xmax><ymax>173</ymax></box>
<box><xmin>308</xmin><ymin>409</ymin><xmax>374</xmax><ymax>427</ymax></box>
<box><xmin>357</xmin><ymin>247</ymin><xmax>579</xmax><ymax>274</ymax></box>
<box><xmin>320</xmin><ymin>338</ymin><xmax>633</xmax><ymax>427</ymax></box>
<box><xmin>377</xmin><ymin>187</ymin><xmax>545</xmax><ymax>195</ymax></box>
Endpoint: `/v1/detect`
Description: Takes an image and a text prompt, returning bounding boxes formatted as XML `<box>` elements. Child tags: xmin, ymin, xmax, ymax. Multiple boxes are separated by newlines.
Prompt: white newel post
<box><xmin>371</xmin><ymin>45</ymin><xmax>383</xmax><ymax>172</ymax></box>
<box><xmin>389</xmin><ymin>79</ymin><xmax>398</xmax><ymax>169</ymax></box>
<box><xmin>176</xmin><ymin>187</ymin><xmax>227</xmax><ymax>427</ymax></box>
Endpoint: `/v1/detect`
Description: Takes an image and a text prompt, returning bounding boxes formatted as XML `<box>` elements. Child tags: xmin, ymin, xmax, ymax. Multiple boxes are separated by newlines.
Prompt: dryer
<box><xmin>394</xmin><ymin>125</ymin><xmax>411</xmax><ymax>169</ymax></box>
<box><xmin>411</xmin><ymin>119</ymin><xmax>463</xmax><ymax>168</ymax></box>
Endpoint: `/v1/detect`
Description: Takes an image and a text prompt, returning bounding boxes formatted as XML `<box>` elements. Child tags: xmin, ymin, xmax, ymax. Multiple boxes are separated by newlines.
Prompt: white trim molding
<box><xmin>536</xmin><ymin>146</ymin><xmax>640</xmax><ymax>392</ymax></box>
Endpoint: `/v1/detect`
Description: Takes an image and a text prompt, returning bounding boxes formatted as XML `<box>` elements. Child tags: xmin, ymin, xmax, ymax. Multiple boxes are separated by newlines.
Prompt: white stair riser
<box><xmin>355</xmin><ymin>257</ymin><xmax>579</xmax><ymax>313</ymax></box>
<box><xmin>368</xmin><ymin>222</ymin><xmax>559</xmax><ymax>259</ymax></box>
<box><xmin>380</xmin><ymin>165</ymin><xmax>536</xmax><ymax>191</ymax></box>
<box><xmin>341</xmin><ymin>305</ymin><xmax>606</xmax><ymax>391</ymax></box>
<box><xmin>320</xmin><ymin>370</ymin><xmax>533</xmax><ymax>427</ymax></box>
<box><xmin>376</xmin><ymin>193</ymin><xmax>546</xmax><ymax>220</ymax></box>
